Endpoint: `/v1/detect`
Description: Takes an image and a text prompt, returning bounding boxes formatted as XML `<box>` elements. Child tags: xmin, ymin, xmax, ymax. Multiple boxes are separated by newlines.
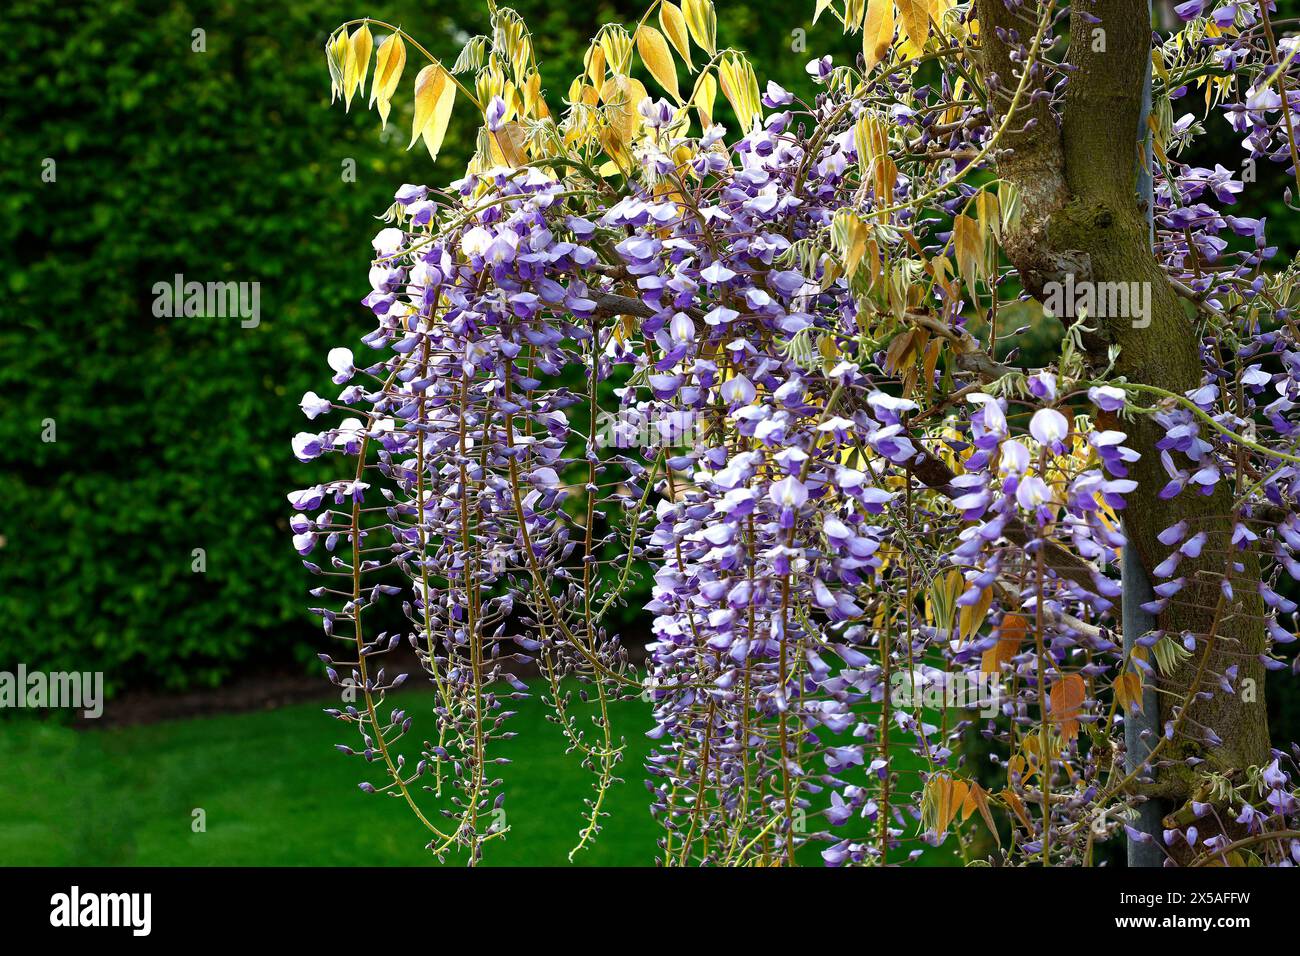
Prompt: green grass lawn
<box><xmin>0</xmin><ymin>682</ymin><xmax>961</xmax><ymax>866</ymax></box>
<box><xmin>0</xmin><ymin>687</ymin><xmax>665</xmax><ymax>866</ymax></box>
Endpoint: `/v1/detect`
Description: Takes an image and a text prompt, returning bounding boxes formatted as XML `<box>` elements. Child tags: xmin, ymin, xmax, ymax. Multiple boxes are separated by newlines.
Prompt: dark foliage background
<box><xmin>3</xmin><ymin>0</ymin><xmax>1297</xmax><ymax>754</ymax></box>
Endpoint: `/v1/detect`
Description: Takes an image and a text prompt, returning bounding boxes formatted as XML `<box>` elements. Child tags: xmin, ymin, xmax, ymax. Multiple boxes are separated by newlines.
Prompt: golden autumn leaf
<box><xmin>409</xmin><ymin>65</ymin><xmax>438</xmax><ymax>148</ymax></box>
<box><xmin>1049</xmin><ymin>673</ymin><xmax>1087</xmax><ymax>741</ymax></box>
<box><xmin>923</xmin><ymin>774</ymin><xmax>970</xmax><ymax>834</ymax></box>
<box><xmin>521</xmin><ymin>72</ymin><xmax>549</xmax><ymax>120</ymax></box>
<box><xmin>599</xmin><ymin>74</ymin><xmax>649</xmax><ymax>162</ymax></box>
<box><xmin>883</xmin><ymin>328</ymin><xmax>919</xmax><ymax>375</ymax></box>
<box><xmin>941</xmin><ymin>779</ymin><xmax>968</xmax><ymax>833</ymax></box>
<box><xmin>1114</xmin><ymin>670</ymin><xmax>1144</xmax><ymax>714</ymax></box>
<box><xmin>659</xmin><ymin>2</ymin><xmax>694</xmax><ymax>71</ymax></box>
<box><xmin>718</xmin><ymin>54</ymin><xmax>760</xmax><ymax>132</ymax></box>
<box><xmin>963</xmin><ymin>782</ymin><xmax>1001</xmax><ymax>845</ymax></box>
<box><xmin>326</xmin><ymin>34</ymin><xmax>344</xmax><ymax>103</ymax></box>
<box><xmin>1000</xmin><ymin>788</ymin><xmax>1033</xmax><ymax>831</ymax></box>
<box><xmin>693</xmin><ymin>71</ymin><xmax>717</xmax><ymax>128</ymax></box>
<box><xmin>330</xmin><ymin>31</ymin><xmax>354</xmax><ymax>108</ymax></box>
<box><xmin>370</xmin><ymin>32</ymin><xmax>407</xmax><ymax>128</ymax></box>
<box><xmin>957</xmin><ymin>585</ymin><xmax>993</xmax><ymax>641</ymax></box>
<box><xmin>409</xmin><ymin>65</ymin><xmax>457</xmax><ymax>161</ymax></box>
<box><xmin>953</xmin><ymin>212</ymin><xmax>983</xmax><ymax>289</ymax></box>
<box><xmin>682</xmin><ymin>0</ymin><xmax>717</xmax><ymax>56</ymax></box>
<box><xmin>637</xmin><ymin>26</ymin><xmax>681</xmax><ymax>102</ymax></box>
<box><xmin>1007</xmin><ymin>753</ymin><xmax>1026</xmax><ymax>782</ymax></box>
<box><xmin>598</xmin><ymin>25</ymin><xmax>633</xmax><ymax>76</ymax></box>
<box><xmin>341</xmin><ymin>28</ymin><xmax>364</xmax><ymax>111</ymax></box>
<box><xmin>981</xmin><ymin>613</ymin><xmax>1027</xmax><ymax>675</ymax></box>
<box><xmin>862</xmin><ymin>0</ymin><xmax>895</xmax><ymax>70</ymax></box>
<box><xmin>1021</xmin><ymin>730</ymin><xmax>1060</xmax><ymax>770</ymax></box>
<box><xmin>976</xmin><ymin>188</ymin><xmax>1001</xmax><ymax>243</ymax></box>
<box><xmin>921</xmin><ymin>336</ymin><xmax>941</xmax><ymax>401</ymax></box>
<box><xmin>488</xmin><ymin>121</ymin><xmax>529</xmax><ymax>167</ymax></box>
<box><xmin>927</xmin><ymin>567</ymin><xmax>962</xmax><ymax>633</ymax></box>
<box><xmin>351</xmin><ymin>23</ymin><xmax>374</xmax><ymax>99</ymax></box>
<box><xmin>585</xmin><ymin>43</ymin><xmax>607</xmax><ymax>88</ymax></box>
<box><xmin>896</xmin><ymin>0</ymin><xmax>932</xmax><ymax>51</ymax></box>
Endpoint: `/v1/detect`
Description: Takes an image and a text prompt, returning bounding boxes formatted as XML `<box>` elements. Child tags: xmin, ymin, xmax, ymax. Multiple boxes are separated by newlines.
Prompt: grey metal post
<box><xmin>1124</xmin><ymin>0</ymin><xmax>1167</xmax><ymax>867</ymax></box>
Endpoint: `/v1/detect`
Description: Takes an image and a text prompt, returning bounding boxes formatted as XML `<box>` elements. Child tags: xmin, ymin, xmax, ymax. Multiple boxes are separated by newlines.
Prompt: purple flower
<box><xmin>486</xmin><ymin>95</ymin><xmax>508</xmax><ymax>131</ymax></box>
<box><xmin>299</xmin><ymin>390</ymin><xmax>332</xmax><ymax>420</ymax></box>
<box><xmin>1088</xmin><ymin>385</ymin><xmax>1126</xmax><ymax>412</ymax></box>
<box><xmin>1029</xmin><ymin>408</ymin><xmax>1069</xmax><ymax>452</ymax></box>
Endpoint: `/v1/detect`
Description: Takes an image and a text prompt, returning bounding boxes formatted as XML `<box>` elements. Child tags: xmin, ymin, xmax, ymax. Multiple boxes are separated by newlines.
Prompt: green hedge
<box><xmin>0</xmin><ymin>0</ymin><xmax>852</xmax><ymax>693</ymax></box>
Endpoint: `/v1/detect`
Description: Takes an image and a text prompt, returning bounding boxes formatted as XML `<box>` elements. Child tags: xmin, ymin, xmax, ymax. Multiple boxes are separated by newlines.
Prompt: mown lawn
<box><xmin>0</xmin><ymin>682</ymin><xmax>960</xmax><ymax>866</ymax></box>
<box><xmin>0</xmin><ymin>687</ymin><xmax>663</xmax><ymax>866</ymax></box>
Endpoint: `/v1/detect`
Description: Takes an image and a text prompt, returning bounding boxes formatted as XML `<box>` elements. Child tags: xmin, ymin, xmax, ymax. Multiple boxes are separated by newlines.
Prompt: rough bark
<box><xmin>974</xmin><ymin>0</ymin><xmax>1270</xmax><ymax>800</ymax></box>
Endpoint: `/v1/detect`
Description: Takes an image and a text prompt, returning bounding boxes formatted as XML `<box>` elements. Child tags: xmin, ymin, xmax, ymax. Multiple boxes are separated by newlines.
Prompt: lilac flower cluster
<box><xmin>295</xmin><ymin>2</ymin><xmax>1300</xmax><ymax>865</ymax></box>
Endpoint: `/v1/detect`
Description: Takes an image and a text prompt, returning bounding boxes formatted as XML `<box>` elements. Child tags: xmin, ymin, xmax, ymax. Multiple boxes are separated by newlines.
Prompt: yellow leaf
<box><xmin>409</xmin><ymin>65</ymin><xmax>457</xmax><ymax>161</ymax></box>
<box><xmin>1114</xmin><ymin>671</ymin><xmax>1144</xmax><ymax>715</ymax></box>
<box><xmin>1049</xmin><ymin>674</ymin><xmax>1086</xmax><ymax>741</ymax></box>
<box><xmin>488</xmin><ymin>121</ymin><xmax>529</xmax><ymax>167</ymax></box>
<box><xmin>957</xmin><ymin>585</ymin><xmax>993</xmax><ymax>641</ymax></box>
<box><xmin>351</xmin><ymin>23</ymin><xmax>373</xmax><ymax>99</ymax></box>
<box><xmin>326</xmin><ymin>34</ymin><xmax>345</xmax><ymax>103</ymax></box>
<box><xmin>637</xmin><ymin>26</ymin><xmax>681</xmax><ymax>102</ymax></box>
<box><xmin>922</xmin><ymin>336</ymin><xmax>941</xmax><ymax>400</ymax></box>
<box><xmin>862</xmin><ymin>0</ymin><xmax>895</xmax><ymax>70</ymax></box>
<box><xmin>964</xmin><ymin>782</ymin><xmax>1001</xmax><ymax>845</ymax></box>
<box><xmin>682</xmin><ymin>0</ymin><xmax>717</xmax><ymax>56</ymax></box>
<box><xmin>896</xmin><ymin>0</ymin><xmax>931</xmax><ymax>52</ymax></box>
<box><xmin>599</xmin><ymin>75</ymin><xmax>648</xmax><ymax>162</ymax></box>
<box><xmin>598</xmin><ymin>25</ymin><xmax>633</xmax><ymax>76</ymax></box>
<box><xmin>976</xmin><ymin>189</ymin><xmax>1001</xmax><ymax>243</ymax></box>
<box><xmin>926</xmin><ymin>567</ymin><xmax>962</xmax><ymax>633</ymax></box>
<box><xmin>370</xmin><ymin>33</ymin><xmax>407</xmax><ymax>128</ymax></box>
<box><xmin>854</xmin><ymin>114</ymin><xmax>897</xmax><ymax>210</ymax></box>
<box><xmin>923</xmin><ymin>775</ymin><xmax>970</xmax><ymax>835</ymax></box>
<box><xmin>409</xmin><ymin>65</ymin><xmax>438</xmax><ymax>149</ymax></box>
<box><xmin>835</xmin><ymin>209</ymin><xmax>870</xmax><ymax>281</ymax></box>
<box><xmin>423</xmin><ymin>77</ymin><xmax>457</xmax><ymax>162</ymax></box>
<box><xmin>883</xmin><ymin>328</ymin><xmax>918</xmax><ymax>375</ymax></box>
<box><xmin>718</xmin><ymin>54</ymin><xmax>760</xmax><ymax>132</ymax></box>
<box><xmin>522</xmin><ymin>72</ymin><xmax>549</xmax><ymax>120</ymax></box>
<box><xmin>1007</xmin><ymin>753</ymin><xmax>1026</xmax><ymax>782</ymax></box>
<box><xmin>585</xmin><ymin>43</ymin><xmax>607</xmax><ymax>88</ymax></box>
<box><xmin>953</xmin><ymin>212</ymin><xmax>983</xmax><ymax>289</ymax></box>
<box><xmin>693</xmin><ymin>71</ymin><xmax>716</xmax><ymax>128</ymax></box>
<box><xmin>942</xmin><ymin>779</ymin><xmax>968</xmax><ymax>832</ymax></box>
<box><xmin>659</xmin><ymin>3</ymin><xmax>694</xmax><ymax>71</ymax></box>
<box><xmin>981</xmin><ymin>613</ymin><xmax>1027</xmax><ymax>675</ymax></box>
<box><xmin>1000</xmin><ymin>788</ymin><xmax>1033</xmax><ymax>831</ymax></box>
<box><xmin>332</xmin><ymin>31</ymin><xmax>355</xmax><ymax>108</ymax></box>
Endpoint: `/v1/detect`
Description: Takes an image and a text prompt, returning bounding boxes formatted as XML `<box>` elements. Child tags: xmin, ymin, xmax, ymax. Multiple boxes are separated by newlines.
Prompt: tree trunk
<box><xmin>974</xmin><ymin>0</ymin><xmax>1270</xmax><ymax>808</ymax></box>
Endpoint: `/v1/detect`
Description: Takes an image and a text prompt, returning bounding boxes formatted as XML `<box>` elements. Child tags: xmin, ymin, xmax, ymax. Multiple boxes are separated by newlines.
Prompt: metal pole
<box><xmin>1123</xmin><ymin>0</ymin><xmax>1167</xmax><ymax>867</ymax></box>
